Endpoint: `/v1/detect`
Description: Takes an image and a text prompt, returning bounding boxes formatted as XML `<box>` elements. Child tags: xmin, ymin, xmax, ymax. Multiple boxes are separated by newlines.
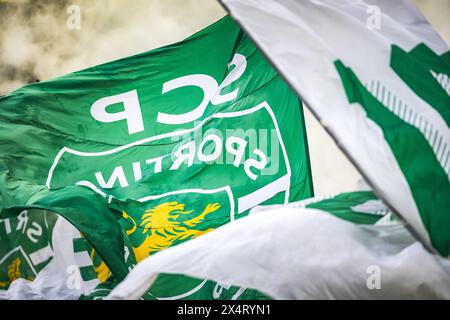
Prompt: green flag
<box><xmin>0</xmin><ymin>16</ymin><xmax>313</xmax><ymax>299</ymax></box>
<box><xmin>0</xmin><ymin>210</ymin><xmax>57</xmax><ymax>290</ymax></box>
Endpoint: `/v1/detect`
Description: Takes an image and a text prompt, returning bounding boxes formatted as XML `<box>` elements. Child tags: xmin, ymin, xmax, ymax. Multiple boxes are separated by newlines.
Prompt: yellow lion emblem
<box><xmin>124</xmin><ymin>201</ymin><xmax>221</xmax><ymax>262</ymax></box>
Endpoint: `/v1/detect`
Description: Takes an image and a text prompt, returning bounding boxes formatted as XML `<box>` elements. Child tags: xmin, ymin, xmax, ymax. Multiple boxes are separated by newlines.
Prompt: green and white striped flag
<box><xmin>220</xmin><ymin>0</ymin><xmax>450</xmax><ymax>256</ymax></box>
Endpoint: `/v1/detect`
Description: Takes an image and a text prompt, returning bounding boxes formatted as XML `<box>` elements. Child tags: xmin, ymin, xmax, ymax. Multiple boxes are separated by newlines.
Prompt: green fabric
<box><xmin>0</xmin><ymin>210</ymin><xmax>58</xmax><ymax>289</ymax></box>
<box><xmin>306</xmin><ymin>191</ymin><xmax>387</xmax><ymax>225</ymax></box>
<box><xmin>391</xmin><ymin>44</ymin><xmax>450</xmax><ymax>125</ymax></box>
<box><xmin>0</xmin><ymin>16</ymin><xmax>313</xmax><ymax>299</ymax></box>
<box><xmin>335</xmin><ymin>44</ymin><xmax>450</xmax><ymax>255</ymax></box>
<box><xmin>2</xmin><ymin>186</ymin><xmax>128</xmax><ymax>281</ymax></box>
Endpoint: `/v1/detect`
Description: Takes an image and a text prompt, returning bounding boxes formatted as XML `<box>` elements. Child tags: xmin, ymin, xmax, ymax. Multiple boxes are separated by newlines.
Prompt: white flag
<box><xmin>108</xmin><ymin>192</ymin><xmax>450</xmax><ymax>300</ymax></box>
<box><xmin>219</xmin><ymin>0</ymin><xmax>450</xmax><ymax>256</ymax></box>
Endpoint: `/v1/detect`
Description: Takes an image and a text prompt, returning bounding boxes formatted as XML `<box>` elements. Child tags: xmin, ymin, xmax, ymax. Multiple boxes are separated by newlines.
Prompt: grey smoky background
<box><xmin>0</xmin><ymin>0</ymin><xmax>449</xmax><ymax>195</ymax></box>
<box><xmin>0</xmin><ymin>0</ymin><xmax>225</xmax><ymax>94</ymax></box>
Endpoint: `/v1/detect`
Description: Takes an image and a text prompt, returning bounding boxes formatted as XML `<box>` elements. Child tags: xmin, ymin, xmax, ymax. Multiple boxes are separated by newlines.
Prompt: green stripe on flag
<box><xmin>390</xmin><ymin>44</ymin><xmax>450</xmax><ymax>125</ymax></box>
<box><xmin>306</xmin><ymin>191</ymin><xmax>385</xmax><ymax>225</ymax></box>
<box><xmin>335</xmin><ymin>59</ymin><xmax>450</xmax><ymax>255</ymax></box>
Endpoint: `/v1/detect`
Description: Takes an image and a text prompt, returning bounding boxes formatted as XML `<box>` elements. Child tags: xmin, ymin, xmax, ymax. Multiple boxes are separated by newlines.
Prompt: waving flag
<box><xmin>0</xmin><ymin>212</ymin><xmax>122</xmax><ymax>300</ymax></box>
<box><xmin>108</xmin><ymin>191</ymin><xmax>450</xmax><ymax>300</ymax></box>
<box><xmin>0</xmin><ymin>211</ymin><xmax>57</xmax><ymax>291</ymax></box>
<box><xmin>0</xmin><ymin>16</ymin><xmax>313</xmax><ymax>299</ymax></box>
<box><xmin>220</xmin><ymin>0</ymin><xmax>450</xmax><ymax>256</ymax></box>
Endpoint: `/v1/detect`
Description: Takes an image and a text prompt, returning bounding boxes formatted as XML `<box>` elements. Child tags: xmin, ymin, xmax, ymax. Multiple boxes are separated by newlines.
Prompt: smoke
<box><xmin>0</xmin><ymin>0</ymin><xmax>225</xmax><ymax>95</ymax></box>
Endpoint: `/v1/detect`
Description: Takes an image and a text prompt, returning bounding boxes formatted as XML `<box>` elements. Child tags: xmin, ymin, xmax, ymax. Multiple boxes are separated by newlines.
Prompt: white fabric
<box><xmin>0</xmin><ymin>259</ymin><xmax>81</xmax><ymax>300</ymax></box>
<box><xmin>220</xmin><ymin>0</ymin><xmax>450</xmax><ymax>247</ymax></box>
<box><xmin>107</xmin><ymin>207</ymin><xmax>450</xmax><ymax>300</ymax></box>
<box><xmin>0</xmin><ymin>218</ymin><xmax>98</xmax><ymax>300</ymax></box>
